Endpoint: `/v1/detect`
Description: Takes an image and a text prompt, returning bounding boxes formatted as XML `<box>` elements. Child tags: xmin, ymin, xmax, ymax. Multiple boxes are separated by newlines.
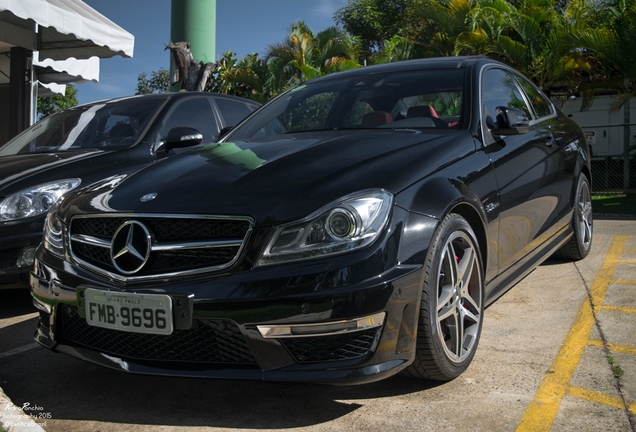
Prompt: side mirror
<box><xmin>491</xmin><ymin>106</ymin><xmax>529</xmax><ymax>136</ymax></box>
<box><xmin>217</xmin><ymin>126</ymin><xmax>234</xmax><ymax>141</ymax></box>
<box><xmin>155</xmin><ymin>127</ymin><xmax>203</xmax><ymax>156</ymax></box>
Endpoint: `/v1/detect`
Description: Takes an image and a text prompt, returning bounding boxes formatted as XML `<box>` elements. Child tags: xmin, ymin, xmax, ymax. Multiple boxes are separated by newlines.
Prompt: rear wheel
<box><xmin>405</xmin><ymin>213</ymin><xmax>484</xmax><ymax>381</ymax></box>
<box><xmin>555</xmin><ymin>175</ymin><xmax>593</xmax><ymax>260</ymax></box>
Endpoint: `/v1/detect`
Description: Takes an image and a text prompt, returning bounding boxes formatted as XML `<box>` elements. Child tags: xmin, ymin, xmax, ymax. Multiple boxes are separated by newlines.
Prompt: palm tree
<box><xmin>266</xmin><ymin>21</ymin><xmax>359</xmax><ymax>87</ymax></box>
<box><xmin>571</xmin><ymin>0</ymin><xmax>636</xmax><ymax>106</ymax></box>
<box><xmin>206</xmin><ymin>52</ymin><xmax>277</xmax><ymax>103</ymax></box>
<box><xmin>408</xmin><ymin>0</ymin><xmax>475</xmax><ymax>58</ymax></box>
<box><xmin>376</xmin><ymin>35</ymin><xmax>419</xmax><ymax>62</ymax></box>
<box><xmin>456</xmin><ymin>0</ymin><xmax>591</xmax><ymax>90</ymax></box>
<box><xmin>455</xmin><ymin>0</ymin><xmax>514</xmax><ymax>57</ymax></box>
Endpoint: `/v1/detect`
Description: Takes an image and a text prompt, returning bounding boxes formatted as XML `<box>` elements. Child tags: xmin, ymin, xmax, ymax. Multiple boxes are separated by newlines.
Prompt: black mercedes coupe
<box><xmin>31</xmin><ymin>56</ymin><xmax>592</xmax><ymax>384</ymax></box>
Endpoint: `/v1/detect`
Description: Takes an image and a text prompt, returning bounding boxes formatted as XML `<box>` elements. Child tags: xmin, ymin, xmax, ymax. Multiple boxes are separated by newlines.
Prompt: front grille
<box><xmin>151</xmin><ymin>247</ymin><xmax>240</xmax><ymax>272</ymax></box>
<box><xmin>59</xmin><ymin>305</ymin><xmax>258</xmax><ymax>364</ymax></box>
<box><xmin>72</xmin><ymin>217</ymin><xmax>250</xmax><ymax>242</ymax></box>
<box><xmin>69</xmin><ymin>215</ymin><xmax>252</xmax><ymax>279</ymax></box>
<box><xmin>281</xmin><ymin>328</ymin><xmax>381</xmax><ymax>363</ymax></box>
<box><xmin>75</xmin><ymin>243</ymin><xmax>115</xmax><ymax>271</ymax></box>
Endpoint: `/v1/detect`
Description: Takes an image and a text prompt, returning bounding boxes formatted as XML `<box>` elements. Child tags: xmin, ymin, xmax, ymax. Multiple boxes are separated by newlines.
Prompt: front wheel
<box><xmin>405</xmin><ymin>213</ymin><xmax>484</xmax><ymax>381</ymax></box>
<box><xmin>555</xmin><ymin>174</ymin><xmax>593</xmax><ymax>260</ymax></box>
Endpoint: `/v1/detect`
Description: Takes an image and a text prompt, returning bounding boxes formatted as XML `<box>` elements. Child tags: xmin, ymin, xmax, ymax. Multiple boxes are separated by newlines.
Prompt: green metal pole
<box><xmin>170</xmin><ymin>0</ymin><xmax>216</xmax><ymax>91</ymax></box>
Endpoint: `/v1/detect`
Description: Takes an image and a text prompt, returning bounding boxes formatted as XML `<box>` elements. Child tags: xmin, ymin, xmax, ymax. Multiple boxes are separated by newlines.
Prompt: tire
<box><xmin>405</xmin><ymin>213</ymin><xmax>484</xmax><ymax>381</ymax></box>
<box><xmin>555</xmin><ymin>175</ymin><xmax>593</xmax><ymax>260</ymax></box>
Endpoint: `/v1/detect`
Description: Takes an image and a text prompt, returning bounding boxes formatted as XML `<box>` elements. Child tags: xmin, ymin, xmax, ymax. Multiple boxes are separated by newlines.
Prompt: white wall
<box><xmin>557</xmin><ymin>95</ymin><xmax>636</xmax><ymax>156</ymax></box>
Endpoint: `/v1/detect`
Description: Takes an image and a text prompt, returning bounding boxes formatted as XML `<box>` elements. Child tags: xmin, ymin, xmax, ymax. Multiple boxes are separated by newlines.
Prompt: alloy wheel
<box><xmin>436</xmin><ymin>231</ymin><xmax>483</xmax><ymax>363</ymax></box>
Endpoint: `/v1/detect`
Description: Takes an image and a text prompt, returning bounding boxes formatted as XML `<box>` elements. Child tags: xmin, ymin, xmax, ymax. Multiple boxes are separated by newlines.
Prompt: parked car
<box><xmin>0</xmin><ymin>92</ymin><xmax>260</xmax><ymax>289</ymax></box>
<box><xmin>31</xmin><ymin>57</ymin><xmax>592</xmax><ymax>384</ymax></box>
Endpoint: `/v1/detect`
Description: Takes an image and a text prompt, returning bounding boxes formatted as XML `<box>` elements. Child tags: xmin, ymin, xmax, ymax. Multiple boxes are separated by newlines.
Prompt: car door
<box><xmin>481</xmin><ymin>67</ymin><xmax>564</xmax><ymax>274</ymax></box>
<box><xmin>513</xmin><ymin>72</ymin><xmax>579</xmax><ymax>233</ymax></box>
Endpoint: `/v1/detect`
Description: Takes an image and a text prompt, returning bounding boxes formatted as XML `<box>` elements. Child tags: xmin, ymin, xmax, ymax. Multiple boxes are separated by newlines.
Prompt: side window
<box><xmin>482</xmin><ymin>69</ymin><xmax>532</xmax><ymax>124</ymax></box>
<box><xmin>215</xmin><ymin>98</ymin><xmax>254</xmax><ymax>127</ymax></box>
<box><xmin>160</xmin><ymin>98</ymin><xmax>218</xmax><ymax>143</ymax></box>
<box><xmin>515</xmin><ymin>75</ymin><xmax>553</xmax><ymax>118</ymax></box>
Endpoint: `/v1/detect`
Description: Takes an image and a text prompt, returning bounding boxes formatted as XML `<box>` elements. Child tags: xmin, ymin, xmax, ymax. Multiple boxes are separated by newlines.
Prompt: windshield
<box><xmin>229</xmin><ymin>68</ymin><xmax>465</xmax><ymax>140</ymax></box>
<box><xmin>0</xmin><ymin>97</ymin><xmax>167</xmax><ymax>156</ymax></box>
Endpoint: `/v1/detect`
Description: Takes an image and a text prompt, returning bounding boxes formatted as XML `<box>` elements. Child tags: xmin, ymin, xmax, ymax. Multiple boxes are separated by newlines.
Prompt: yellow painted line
<box><xmin>610</xmin><ymin>279</ymin><xmax>636</xmax><ymax>285</ymax></box>
<box><xmin>631</xmin><ymin>401</ymin><xmax>636</xmax><ymax>415</ymax></box>
<box><xmin>590</xmin><ymin>236</ymin><xmax>626</xmax><ymax>306</ymax></box>
<box><xmin>597</xmin><ymin>304</ymin><xmax>636</xmax><ymax>314</ymax></box>
<box><xmin>589</xmin><ymin>339</ymin><xmax>636</xmax><ymax>355</ymax></box>
<box><xmin>567</xmin><ymin>386</ymin><xmax>626</xmax><ymax>411</ymax></box>
<box><xmin>516</xmin><ymin>236</ymin><xmax>626</xmax><ymax>432</ymax></box>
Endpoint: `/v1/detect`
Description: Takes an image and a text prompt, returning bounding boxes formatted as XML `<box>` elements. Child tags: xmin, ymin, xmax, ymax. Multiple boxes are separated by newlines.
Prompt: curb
<box><xmin>0</xmin><ymin>388</ymin><xmax>45</xmax><ymax>432</ymax></box>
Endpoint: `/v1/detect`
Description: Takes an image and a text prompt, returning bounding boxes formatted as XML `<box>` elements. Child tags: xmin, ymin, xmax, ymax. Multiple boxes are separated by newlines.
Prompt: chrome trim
<box><xmin>72</xmin><ymin>235</ymin><xmax>243</xmax><ymax>251</ymax></box>
<box><xmin>68</xmin><ymin>213</ymin><xmax>254</xmax><ymax>284</ymax></box>
<box><xmin>181</xmin><ymin>133</ymin><xmax>203</xmax><ymax>141</ymax></box>
<box><xmin>71</xmin><ymin>234</ymin><xmax>111</xmax><ymax>248</ymax></box>
<box><xmin>152</xmin><ymin>239</ymin><xmax>243</xmax><ymax>251</ymax></box>
<box><xmin>32</xmin><ymin>296</ymin><xmax>52</xmax><ymax>314</ymax></box>
<box><xmin>257</xmin><ymin>312</ymin><xmax>386</xmax><ymax>338</ymax></box>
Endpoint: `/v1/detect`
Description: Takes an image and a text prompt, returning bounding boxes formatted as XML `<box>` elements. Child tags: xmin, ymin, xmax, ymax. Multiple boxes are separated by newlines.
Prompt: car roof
<box><xmin>76</xmin><ymin>91</ymin><xmax>260</xmax><ymax>110</ymax></box>
<box><xmin>313</xmin><ymin>56</ymin><xmax>497</xmax><ymax>82</ymax></box>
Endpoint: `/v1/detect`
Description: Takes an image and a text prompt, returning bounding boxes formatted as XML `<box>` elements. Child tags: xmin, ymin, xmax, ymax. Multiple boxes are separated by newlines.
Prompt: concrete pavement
<box><xmin>0</xmin><ymin>218</ymin><xmax>635</xmax><ymax>431</ymax></box>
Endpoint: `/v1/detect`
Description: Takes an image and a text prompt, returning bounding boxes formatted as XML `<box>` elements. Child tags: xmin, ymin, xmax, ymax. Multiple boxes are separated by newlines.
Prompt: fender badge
<box><xmin>140</xmin><ymin>192</ymin><xmax>158</xmax><ymax>202</ymax></box>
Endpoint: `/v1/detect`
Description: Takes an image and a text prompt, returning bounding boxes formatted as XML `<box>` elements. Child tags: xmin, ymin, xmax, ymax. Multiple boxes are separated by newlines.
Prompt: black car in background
<box><xmin>0</xmin><ymin>92</ymin><xmax>260</xmax><ymax>289</ymax></box>
<box><xmin>31</xmin><ymin>56</ymin><xmax>592</xmax><ymax>384</ymax></box>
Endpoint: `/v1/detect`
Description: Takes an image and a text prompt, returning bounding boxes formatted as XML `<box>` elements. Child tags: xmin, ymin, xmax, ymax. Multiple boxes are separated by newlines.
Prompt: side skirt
<box><xmin>484</xmin><ymin>225</ymin><xmax>573</xmax><ymax>307</ymax></box>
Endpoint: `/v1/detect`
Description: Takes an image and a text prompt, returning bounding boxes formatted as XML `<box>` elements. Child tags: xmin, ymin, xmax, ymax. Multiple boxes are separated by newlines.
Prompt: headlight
<box><xmin>257</xmin><ymin>190</ymin><xmax>393</xmax><ymax>266</ymax></box>
<box><xmin>0</xmin><ymin>179</ymin><xmax>80</xmax><ymax>221</ymax></box>
<box><xmin>43</xmin><ymin>201</ymin><xmax>64</xmax><ymax>257</ymax></box>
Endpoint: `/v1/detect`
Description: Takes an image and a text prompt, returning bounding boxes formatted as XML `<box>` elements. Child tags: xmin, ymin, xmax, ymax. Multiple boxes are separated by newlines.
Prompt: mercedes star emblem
<box><xmin>110</xmin><ymin>220</ymin><xmax>152</xmax><ymax>274</ymax></box>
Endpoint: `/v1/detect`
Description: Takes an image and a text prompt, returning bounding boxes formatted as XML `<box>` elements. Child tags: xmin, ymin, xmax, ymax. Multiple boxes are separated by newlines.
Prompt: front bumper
<box><xmin>0</xmin><ymin>217</ymin><xmax>43</xmax><ymax>289</ymax></box>
<box><xmin>32</xmin><ymin>261</ymin><xmax>422</xmax><ymax>384</ymax></box>
<box><xmin>30</xmin><ymin>207</ymin><xmax>437</xmax><ymax>384</ymax></box>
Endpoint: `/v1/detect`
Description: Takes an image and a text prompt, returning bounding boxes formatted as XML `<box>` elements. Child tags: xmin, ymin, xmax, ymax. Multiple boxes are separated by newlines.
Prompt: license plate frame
<box><xmin>81</xmin><ymin>288</ymin><xmax>174</xmax><ymax>335</ymax></box>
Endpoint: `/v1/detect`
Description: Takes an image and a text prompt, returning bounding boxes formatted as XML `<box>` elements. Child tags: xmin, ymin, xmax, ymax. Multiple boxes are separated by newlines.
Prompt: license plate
<box><xmin>83</xmin><ymin>289</ymin><xmax>173</xmax><ymax>335</ymax></box>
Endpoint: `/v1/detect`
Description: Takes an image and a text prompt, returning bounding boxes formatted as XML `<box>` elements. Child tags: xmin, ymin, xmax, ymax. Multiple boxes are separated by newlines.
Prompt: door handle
<box><xmin>545</xmin><ymin>133</ymin><xmax>563</xmax><ymax>147</ymax></box>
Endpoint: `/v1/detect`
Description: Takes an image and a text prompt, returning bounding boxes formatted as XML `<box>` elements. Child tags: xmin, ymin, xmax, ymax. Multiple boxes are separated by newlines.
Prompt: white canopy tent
<box><xmin>0</xmin><ymin>0</ymin><xmax>134</xmax><ymax>144</ymax></box>
<box><xmin>0</xmin><ymin>0</ymin><xmax>134</xmax><ymax>60</ymax></box>
<box><xmin>33</xmin><ymin>51</ymin><xmax>100</xmax><ymax>96</ymax></box>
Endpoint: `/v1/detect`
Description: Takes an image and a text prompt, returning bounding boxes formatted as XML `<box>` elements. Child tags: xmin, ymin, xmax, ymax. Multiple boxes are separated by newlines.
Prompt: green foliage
<box><xmin>607</xmin><ymin>355</ymin><xmax>624</xmax><ymax>378</ymax></box>
<box><xmin>266</xmin><ymin>21</ymin><xmax>359</xmax><ymax>86</ymax></box>
<box><xmin>375</xmin><ymin>35</ymin><xmax>418</xmax><ymax>63</ymax></box>
<box><xmin>135</xmin><ymin>68</ymin><xmax>170</xmax><ymax>94</ymax></box>
<box><xmin>37</xmin><ymin>84</ymin><xmax>78</xmax><ymax>118</ymax></box>
<box><xmin>201</xmin><ymin>23</ymin><xmax>358</xmax><ymax>103</ymax></box>
<box><xmin>134</xmin><ymin>2</ymin><xmax>634</xmax><ymax>105</ymax></box>
<box><xmin>206</xmin><ymin>51</ymin><xmax>274</xmax><ymax>103</ymax></box>
<box><xmin>335</xmin><ymin>0</ymin><xmax>413</xmax><ymax>61</ymax></box>
<box><xmin>571</xmin><ymin>0</ymin><xmax>636</xmax><ymax>104</ymax></box>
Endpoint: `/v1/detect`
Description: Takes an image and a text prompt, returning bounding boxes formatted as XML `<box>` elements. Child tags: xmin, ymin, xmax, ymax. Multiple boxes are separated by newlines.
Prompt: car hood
<box><xmin>65</xmin><ymin>130</ymin><xmax>475</xmax><ymax>226</ymax></box>
<box><xmin>0</xmin><ymin>151</ymin><xmax>105</xmax><ymax>193</ymax></box>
